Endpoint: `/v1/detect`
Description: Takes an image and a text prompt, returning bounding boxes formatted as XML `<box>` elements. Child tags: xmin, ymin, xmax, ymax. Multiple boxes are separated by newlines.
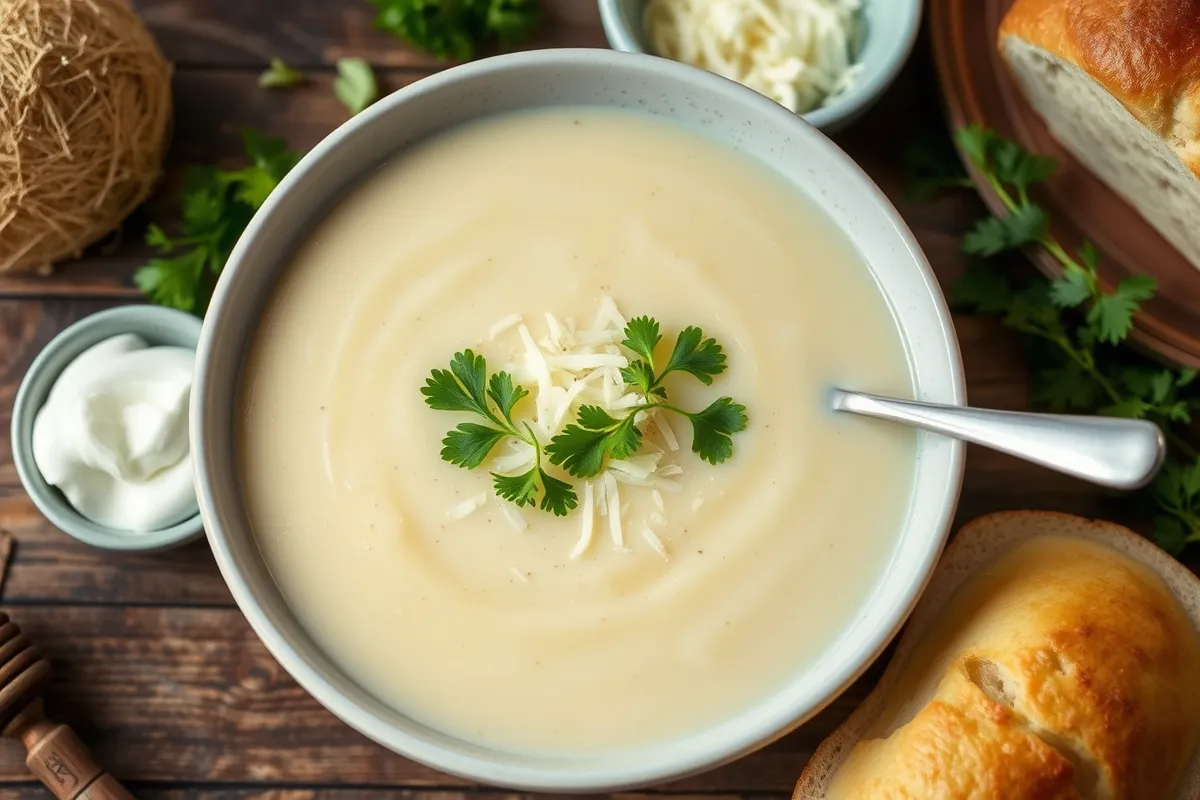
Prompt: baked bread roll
<box><xmin>998</xmin><ymin>0</ymin><xmax>1200</xmax><ymax>270</ymax></box>
<box><xmin>795</xmin><ymin>512</ymin><xmax>1200</xmax><ymax>799</ymax></box>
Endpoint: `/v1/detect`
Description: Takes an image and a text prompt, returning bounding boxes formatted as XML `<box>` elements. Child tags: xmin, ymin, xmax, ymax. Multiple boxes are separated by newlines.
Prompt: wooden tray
<box><xmin>928</xmin><ymin>0</ymin><xmax>1200</xmax><ymax>368</ymax></box>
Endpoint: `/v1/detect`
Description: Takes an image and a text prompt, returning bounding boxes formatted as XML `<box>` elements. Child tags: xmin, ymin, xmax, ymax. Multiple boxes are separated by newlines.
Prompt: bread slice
<box><xmin>998</xmin><ymin>0</ymin><xmax>1200</xmax><ymax>270</ymax></box>
<box><xmin>793</xmin><ymin>511</ymin><xmax>1200</xmax><ymax>799</ymax></box>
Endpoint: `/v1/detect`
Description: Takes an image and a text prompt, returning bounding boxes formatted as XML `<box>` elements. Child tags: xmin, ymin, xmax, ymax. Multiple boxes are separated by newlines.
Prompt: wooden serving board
<box><xmin>929</xmin><ymin>0</ymin><xmax>1200</xmax><ymax>368</ymax></box>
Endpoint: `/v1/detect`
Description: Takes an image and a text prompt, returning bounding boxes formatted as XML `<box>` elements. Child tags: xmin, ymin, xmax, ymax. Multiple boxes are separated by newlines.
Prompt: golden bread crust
<box><xmin>820</xmin><ymin>536</ymin><xmax>1200</xmax><ymax>799</ymax></box>
<box><xmin>999</xmin><ymin>0</ymin><xmax>1200</xmax><ymax>177</ymax></box>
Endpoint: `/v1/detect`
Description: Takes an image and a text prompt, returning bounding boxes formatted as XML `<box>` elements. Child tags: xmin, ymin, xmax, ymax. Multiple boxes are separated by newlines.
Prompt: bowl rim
<box><xmin>11</xmin><ymin>304</ymin><xmax>205</xmax><ymax>553</ymax></box>
<box><xmin>194</xmin><ymin>47</ymin><xmax>965</xmax><ymax>791</ymax></box>
<box><xmin>597</xmin><ymin>0</ymin><xmax>925</xmax><ymax>130</ymax></box>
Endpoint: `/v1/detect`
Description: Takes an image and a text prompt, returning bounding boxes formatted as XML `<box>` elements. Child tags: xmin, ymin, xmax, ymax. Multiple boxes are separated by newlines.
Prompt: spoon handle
<box><xmin>832</xmin><ymin>389</ymin><xmax>1166</xmax><ymax>490</ymax></box>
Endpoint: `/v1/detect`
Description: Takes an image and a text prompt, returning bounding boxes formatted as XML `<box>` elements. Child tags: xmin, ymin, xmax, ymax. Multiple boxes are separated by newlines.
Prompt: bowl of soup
<box><xmin>193</xmin><ymin>48</ymin><xmax>964</xmax><ymax>790</ymax></box>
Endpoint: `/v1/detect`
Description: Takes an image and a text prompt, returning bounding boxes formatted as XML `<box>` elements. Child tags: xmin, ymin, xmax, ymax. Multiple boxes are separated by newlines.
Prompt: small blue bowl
<box><xmin>598</xmin><ymin>0</ymin><xmax>924</xmax><ymax>133</ymax></box>
<box><xmin>11</xmin><ymin>305</ymin><xmax>204</xmax><ymax>553</ymax></box>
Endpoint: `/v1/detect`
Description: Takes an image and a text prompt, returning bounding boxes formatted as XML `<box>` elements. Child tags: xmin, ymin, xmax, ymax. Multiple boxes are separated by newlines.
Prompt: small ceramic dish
<box><xmin>598</xmin><ymin>0</ymin><xmax>924</xmax><ymax>133</ymax></box>
<box><xmin>11</xmin><ymin>305</ymin><xmax>204</xmax><ymax>553</ymax></box>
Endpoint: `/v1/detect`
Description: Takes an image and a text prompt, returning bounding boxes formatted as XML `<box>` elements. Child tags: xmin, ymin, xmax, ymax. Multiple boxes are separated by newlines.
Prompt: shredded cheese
<box><xmin>447</xmin><ymin>493</ymin><xmax>487</xmax><ymax>520</ymax></box>
<box><xmin>644</xmin><ymin>0</ymin><xmax>864</xmax><ymax>113</ymax></box>
<box><xmin>642</xmin><ymin>523</ymin><xmax>669</xmax><ymax>562</ymax></box>
<box><xmin>488</xmin><ymin>313</ymin><xmax>523</xmax><ymax>340</ymax></box>
<box><xmin>509</xmin><ymin>566</ymin><xmax>530</xmax><ymax>583</ymax></box>
<box><xmin>570</xmin><ymin>480</ymin><xmax>597</xmax><ymax>559</ymax></box>
<box><xmin>500</xmin><ymin>503</ymin><xmax>528</xmax><ymax>532</ymax></box>
<box><xmin>604</xmin><ymin>472</ymin><xmax>623</xmax><ymax>547</ymax></box>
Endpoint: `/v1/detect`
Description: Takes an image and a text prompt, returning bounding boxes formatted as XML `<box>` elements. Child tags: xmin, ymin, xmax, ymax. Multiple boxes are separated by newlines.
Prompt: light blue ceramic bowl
<box><xmin>598</xmin><ymin>0</ymin><xmax>923</xmax><ymax>133</ymax></box>
<box><xmin>11</xmin><ymin>305</ymin><xmax>204</xmax><ymax>553</ymax></box>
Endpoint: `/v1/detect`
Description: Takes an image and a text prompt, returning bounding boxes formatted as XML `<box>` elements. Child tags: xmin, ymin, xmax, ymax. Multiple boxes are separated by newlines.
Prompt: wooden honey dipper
<box><xmin>0</xmin><ymin>613</ymin><xmax>134</xmax><ymax>800</ymax></box>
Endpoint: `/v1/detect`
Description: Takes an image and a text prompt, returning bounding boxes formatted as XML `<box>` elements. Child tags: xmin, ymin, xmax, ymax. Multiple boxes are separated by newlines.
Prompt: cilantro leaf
<box><xmin>1153</xmin><ymin>515</ymin><xmax>1189</xmax><ymax>556</ymax></box>
<box><xmin>487</xmin><ymin>371</ymin><xmax>528</xmax><ymax>422</ymax></box>
<box><xmin>492</xmin><ymin>468</ymin><xmax>538</xmax><ymax>507</ymax></box>
<box><xmin>442</xmin><ymin>423</ymin><xmax>508</xmax><ymax>468</ymax></box>
<box><xmin>955</xmin><ymin>124</ymin><xmax>996</xmax><ymax>172</ymax></box>
<box><xmin>259</xmin><ymin>57</ymin><xmax>305</xmax><ymax>89</ymax></box>
<box><xmin>1049</xmin><ymin>267</ymin><xmax>1093</xmax><ymax>308</ymax></box>
<box><xmin>370</xmin><ymin>0</ymin><xmax>538</xmax><ymax>61</ymax></box>
<box><xmin>422</xmin><ymin>350</ymin><xmax>494</xmax><ymax>418</ymax></box>
<box><xmin>135</xmin><ymin>130</ymin><xmax>302</xmax><ymax>316</ymax></box>
<box><xmin>962</xmin><ymin>204</ymin><xmax>1047</xmax><ymax>256</ymax></box>
<box><xmin>989</xmin><ymin>138</ymin><xmax>1056</xmax><ymax>193</ymax></box>
<box><xmin>546</xmin><ymin>406</ymin><xmax>643</xmax><ymax>477</ymax></box>
<box><xmin>538</xmin><ymin>469</ymin><xmax>578</xmax><ymax>516</ymax></box>
<box><xmin>620</xmin><ymin>360</ymin><xmax>661</xmax><ymax>398</ymax></box>
<box><xmin>621</xmin><ymin>316</ymin><xmax>661</xmax><ymax>364</ymax></box>
<box><xmin>686</xmin><ymin>397</ymin><xmax>748</xmax><ymax>465</ymax></box>
<box><xmin>334</xmin><ymin>57</ymin><xmax>379</xmax><ymax>116</ymax></box>
<box><xmin>1086</xmin><ymin>273</ymin><xmax>1155</xmax><ymax>344</ymax></box>
<box><xmin>661</xmin><ymin>326</ymin><xmax>727</xmax><ymax>385</ymax></box>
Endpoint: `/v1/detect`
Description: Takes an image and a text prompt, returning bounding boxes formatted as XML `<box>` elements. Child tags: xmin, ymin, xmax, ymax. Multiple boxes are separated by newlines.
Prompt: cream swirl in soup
<box><xmin>240</xmin><ymin>108</ymin><xmax>915</xmax><ymax>753</ymax></box>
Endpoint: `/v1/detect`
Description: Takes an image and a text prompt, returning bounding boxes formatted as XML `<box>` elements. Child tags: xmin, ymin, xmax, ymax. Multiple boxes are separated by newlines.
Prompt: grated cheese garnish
<box><xmin>654</xmin><ymin>411</ymin><xmax>680</xmax><ymax>452</ymax></box>
<box><xmin>652</xmin><ymin>489</ymin><xmax>665</xmax><ymax>511</ymax></box>
<box><xmin>488</xmin><ymin>313</ymin><xmax>523</xmax><ymax>341</ymax></box>
<box><xmin>500</xmin><ymin>502</ymin><xmax>528</xmax><ymax>532</ymax></box>
<box><xmin>570</xmin><ymin>480</ymin><xmax>597</xmax><ymax>559</ymax></box>
<box><xmin>644</xmin><ymin>0</ymin><xmax>864</xmax><ymax>114</ymax></box>
<box><xmin>447</xmin><ymin>493</ymin><xmax>488</xmax><ymax>520</ymax></box>
<box><xmin>604</xmin><ymin>472</ymin><xmax>624</xmax><ymax>547</ymax></box>
<box><xmin>510</xmin><ymin>566</ymin><xmax>530</xmax><ymax>583</ymax></box>
<box><xmin>642</xmin><ymin>523</ymin><xmax>669</xmax><ymax>562</ymax></box>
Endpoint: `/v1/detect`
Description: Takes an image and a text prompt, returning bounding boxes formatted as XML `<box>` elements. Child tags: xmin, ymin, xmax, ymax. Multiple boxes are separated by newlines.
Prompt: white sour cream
<box><xmin>32</xmin><ymin>333</ymin><xmax>197</xmax><ymax>532</ymax></box>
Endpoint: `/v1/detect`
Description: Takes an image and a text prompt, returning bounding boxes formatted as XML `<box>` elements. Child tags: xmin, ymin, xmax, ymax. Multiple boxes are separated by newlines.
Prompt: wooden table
<box><xmin>1</xmin><ymin>2</ymin><xmax>1195</xmax><ymax>798</ymax></box>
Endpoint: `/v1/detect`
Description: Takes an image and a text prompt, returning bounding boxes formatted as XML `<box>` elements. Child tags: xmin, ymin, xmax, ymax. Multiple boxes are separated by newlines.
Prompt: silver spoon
<box><xmin>832</xmin><ymin>389</ymin><xmax>1166</xmax><ymax>490</ymax></box>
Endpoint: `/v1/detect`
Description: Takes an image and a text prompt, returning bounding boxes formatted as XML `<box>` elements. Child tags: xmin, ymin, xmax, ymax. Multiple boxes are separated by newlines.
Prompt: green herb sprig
<box><xmin>334</xmin><ymin>57</ymin><xmax>379</xmax><ymax>116</ymax></box>
<box><xmin>368</xmin><ymin>0</ymin><xmax>539</xmax><ymax>61</ymax></box>
<box><xmin>908</xmin><ymin>125</ymin><xmax>1200</xmax><ymax>553</ymax></box>
<box><xmin>422</xmin><ymin>351</ymin><xmax>578</xmax><ymax>516</ymax></box>
<box><xmin>424</xmin><ymin>317</ymin><xmax>748</xmax><ymax>515</ymax></box>
<box><xmin>258</xmin><ymin>58</ymin><xmax>305</xmax><ymax>89</ymax></box>
<box><xmin>136</xmin><ymin>130</ymin><xmax>303</xmax><ymax>316</ymax></box>
<box><xmin>545</xmin><ymin>317</ymin><xmax>748</xmax><ymax>477</ymax></box>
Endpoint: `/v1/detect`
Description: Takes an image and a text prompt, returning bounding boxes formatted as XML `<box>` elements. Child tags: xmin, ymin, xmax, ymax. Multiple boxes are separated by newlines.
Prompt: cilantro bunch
<box><xmin>369</xmin><ymin>0</ymin><xmax>539</xmax><ymax>61</ymax></box>
<box><xmin>136</xmin><ymin>130</ymin><xmax>303</xmax><ymax>316</ymax></box>
<box><xmin>908</xmin><ymin>125</ymin><xmax>1200</xmax><ymax>554</ymax></box>
<box><xmin>423</xmin><ymin>317</ymin><xmax>748</xmax><ymax>516</ymax></box>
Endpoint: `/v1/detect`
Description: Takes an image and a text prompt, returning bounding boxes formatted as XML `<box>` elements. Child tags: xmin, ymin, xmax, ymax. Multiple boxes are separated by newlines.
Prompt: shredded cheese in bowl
<box><xmin>644</xmin><ymin>0</ymin><xmax>864</xmax><ymax>113</ymax></box>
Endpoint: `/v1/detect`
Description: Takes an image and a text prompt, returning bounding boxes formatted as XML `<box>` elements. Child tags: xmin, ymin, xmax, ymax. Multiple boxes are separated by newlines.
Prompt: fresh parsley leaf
<box><xmin>492</xmin><ymin>468</ymin><xmax>538</xmax><ymax>507</ymax></box>
<box><xmin>369</xmin><ymin>0</ymin><xmax>539</xmax><ymax>61</ymax></box>
<box><xmin>661</xmin><ymin>326</ymin><xmax>727</xmax><ymax>385</ymax></box>
<box><xmin>1029</xmin><ymin>360</ymin><xmax>1105</xmax><ymax>412</ymax></box>
<box><xmin>620</xmin><ymin>360</ymin><xmax>660</xmax><ymax>398</ymax></box>
<box><xmin>334</xmin><ymin>57</ymin><xmax>379</xmax><ymax>115</ymax></box>
<box><xmin>135</xmin><ymin>131</ymin><xmax>302</xmax><ymax>315</ymax></box>
<box><xmin>621</xmin><ymin>316</ymin><xmax>661</xmax><ymax>364</ymax></box>
<box><xmin>1153</xmin><ymin>515</ymin><xmax>1189</xmax><ymax>556</ymax></box>
<box><xmin>487</xmin><ymin>371</ymin><xmax>528</xmax><ymax>422</ymax></box>
<box><xmin>538</xmin><ymin>469</ymin><xmax>578</xmax><ymax>516</ymax></box>
<box><xmin>1099</xmin><ymin>398</ymin><xmax>1152</xmax><ymax>419</ymax></box>
<box><xmin>442</xmin><ymin>423</ymin><xmax>508</xmax><ymax>468</ymax></box>
<box><xmin>1086</xmin><ymin>273</ymin><xmax>1155</xmax><ymax>344</ymax></box>
<box><xmin>989</xmin><ymin>138</ymin><xmax>1056</xmax><ymax>193</ymax></box>
<box><xmin>962</xmin><ymin>204</ymin><xmax>1047</xmax><ymax>256</ymax></box>
<box><xmin>902</xmin><ymin>136</ymin><xmax>972</xmax><ymax>202</ymax></box>
<box><xmin>1078</xmin><ymin>240</ymin><xmax>1100</xmax><ymax>273</ymax></box>
<box><xmin>546</xmin><ymin>406</ymin><xmax>643</xmax><ymax>477</ymax></box>
<box><xmin>686</xmin><ymin>397</ymin><xmax>748</xmax><ymax>465</ymax></box>
<box><xmin>259</xmin><ymin>57</ymin><xmax>305</xmax><ymax>89</ymax></box>
<box><xmin>955</xmin><ymin>124</ymin><xmax>995</xmax><ymax>172</ymax></box>
<box><xmin>422</xmin><ymin>350</ymin><xmax>494</xmax><ymax>418</ymax></box>
<box><xmin>1049</xmin><ymin>267</ymin><xmax>1093</xmax><ymax>308</ymax></box>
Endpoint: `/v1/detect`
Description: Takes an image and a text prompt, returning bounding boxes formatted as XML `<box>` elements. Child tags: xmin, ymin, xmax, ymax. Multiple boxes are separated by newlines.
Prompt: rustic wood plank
<box><xmin>0</xmin><ymin>56</ymin><xmax>981</xmax><ymax>299</ymax></box>
<box><xmin>0</xmin><ymin>790</ymin><xmax>789</xmax><ymax>799</ymax></box>
<box><xmin>0</xmin><ymin>605</ymin><xmax>872</xmax><ymax>790</ymax></box>
<box><xmin>133</xmin><ymin>0</ymin><xmax>605</xmax><ymax>69</ymax></box>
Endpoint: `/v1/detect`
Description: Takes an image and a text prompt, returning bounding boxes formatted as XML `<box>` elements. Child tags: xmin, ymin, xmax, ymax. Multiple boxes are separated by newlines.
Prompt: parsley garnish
<box><xmin>136</xmin><ymin>130</ymin><xmax>303</xmax><ymax>316</ymax></box>
<box><xmin>334</xmin><ymin>57</ymin><xmax>379</xmax><ymax>116</ymax></box>
<box><xmin>368</xmin><ymin>0</ymin><xmax>539</xmax><ymax>61</ymax></box>
<box><xmin>424</xmin><ymin>316</ymin><xmax>748</xmax><ymax>515</ymax></box>
<box><xmin>258</xmin><ymin>58</ymin><xmax>305</xmax><ymax>89</ymax></box>
<box><xmin>547</xmin><ymin>319</ymin><xmax>748</xmax><ymax>476</ymax></box>
<box><xmin>423</xmin><ymin>350</ymin><xmax>578</xmax><ymax>516</ymax></box>
<box><xmin>910</xmin><ymin>126</ymin><xmax>1200</xmax><ymax>553</ymax></box>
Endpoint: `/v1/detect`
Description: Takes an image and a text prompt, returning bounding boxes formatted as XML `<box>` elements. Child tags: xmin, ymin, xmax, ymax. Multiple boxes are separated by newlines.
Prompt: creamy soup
<box><xmin>240</xmin><ymin>108</ymin><xmax>915</xmax><ymax>754</ymax></box>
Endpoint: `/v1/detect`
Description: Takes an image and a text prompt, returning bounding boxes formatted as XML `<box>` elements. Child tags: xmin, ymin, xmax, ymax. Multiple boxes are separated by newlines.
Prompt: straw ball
<box><xmin>0</xmin><ymin>0</ymin><xmax>172</xmax><ymax>272</ymax></box>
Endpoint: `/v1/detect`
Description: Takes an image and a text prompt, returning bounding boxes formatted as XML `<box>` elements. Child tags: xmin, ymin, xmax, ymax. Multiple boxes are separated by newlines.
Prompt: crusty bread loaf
<box><xmin>794</xmin><ymin>511</ymin><xmax>1200</xmax><ymax>800</ymax></box>
<box><xmin>998</xmin><ymin>0</ymin><xmax>1200</xmax><ymax>270</ymax></box>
